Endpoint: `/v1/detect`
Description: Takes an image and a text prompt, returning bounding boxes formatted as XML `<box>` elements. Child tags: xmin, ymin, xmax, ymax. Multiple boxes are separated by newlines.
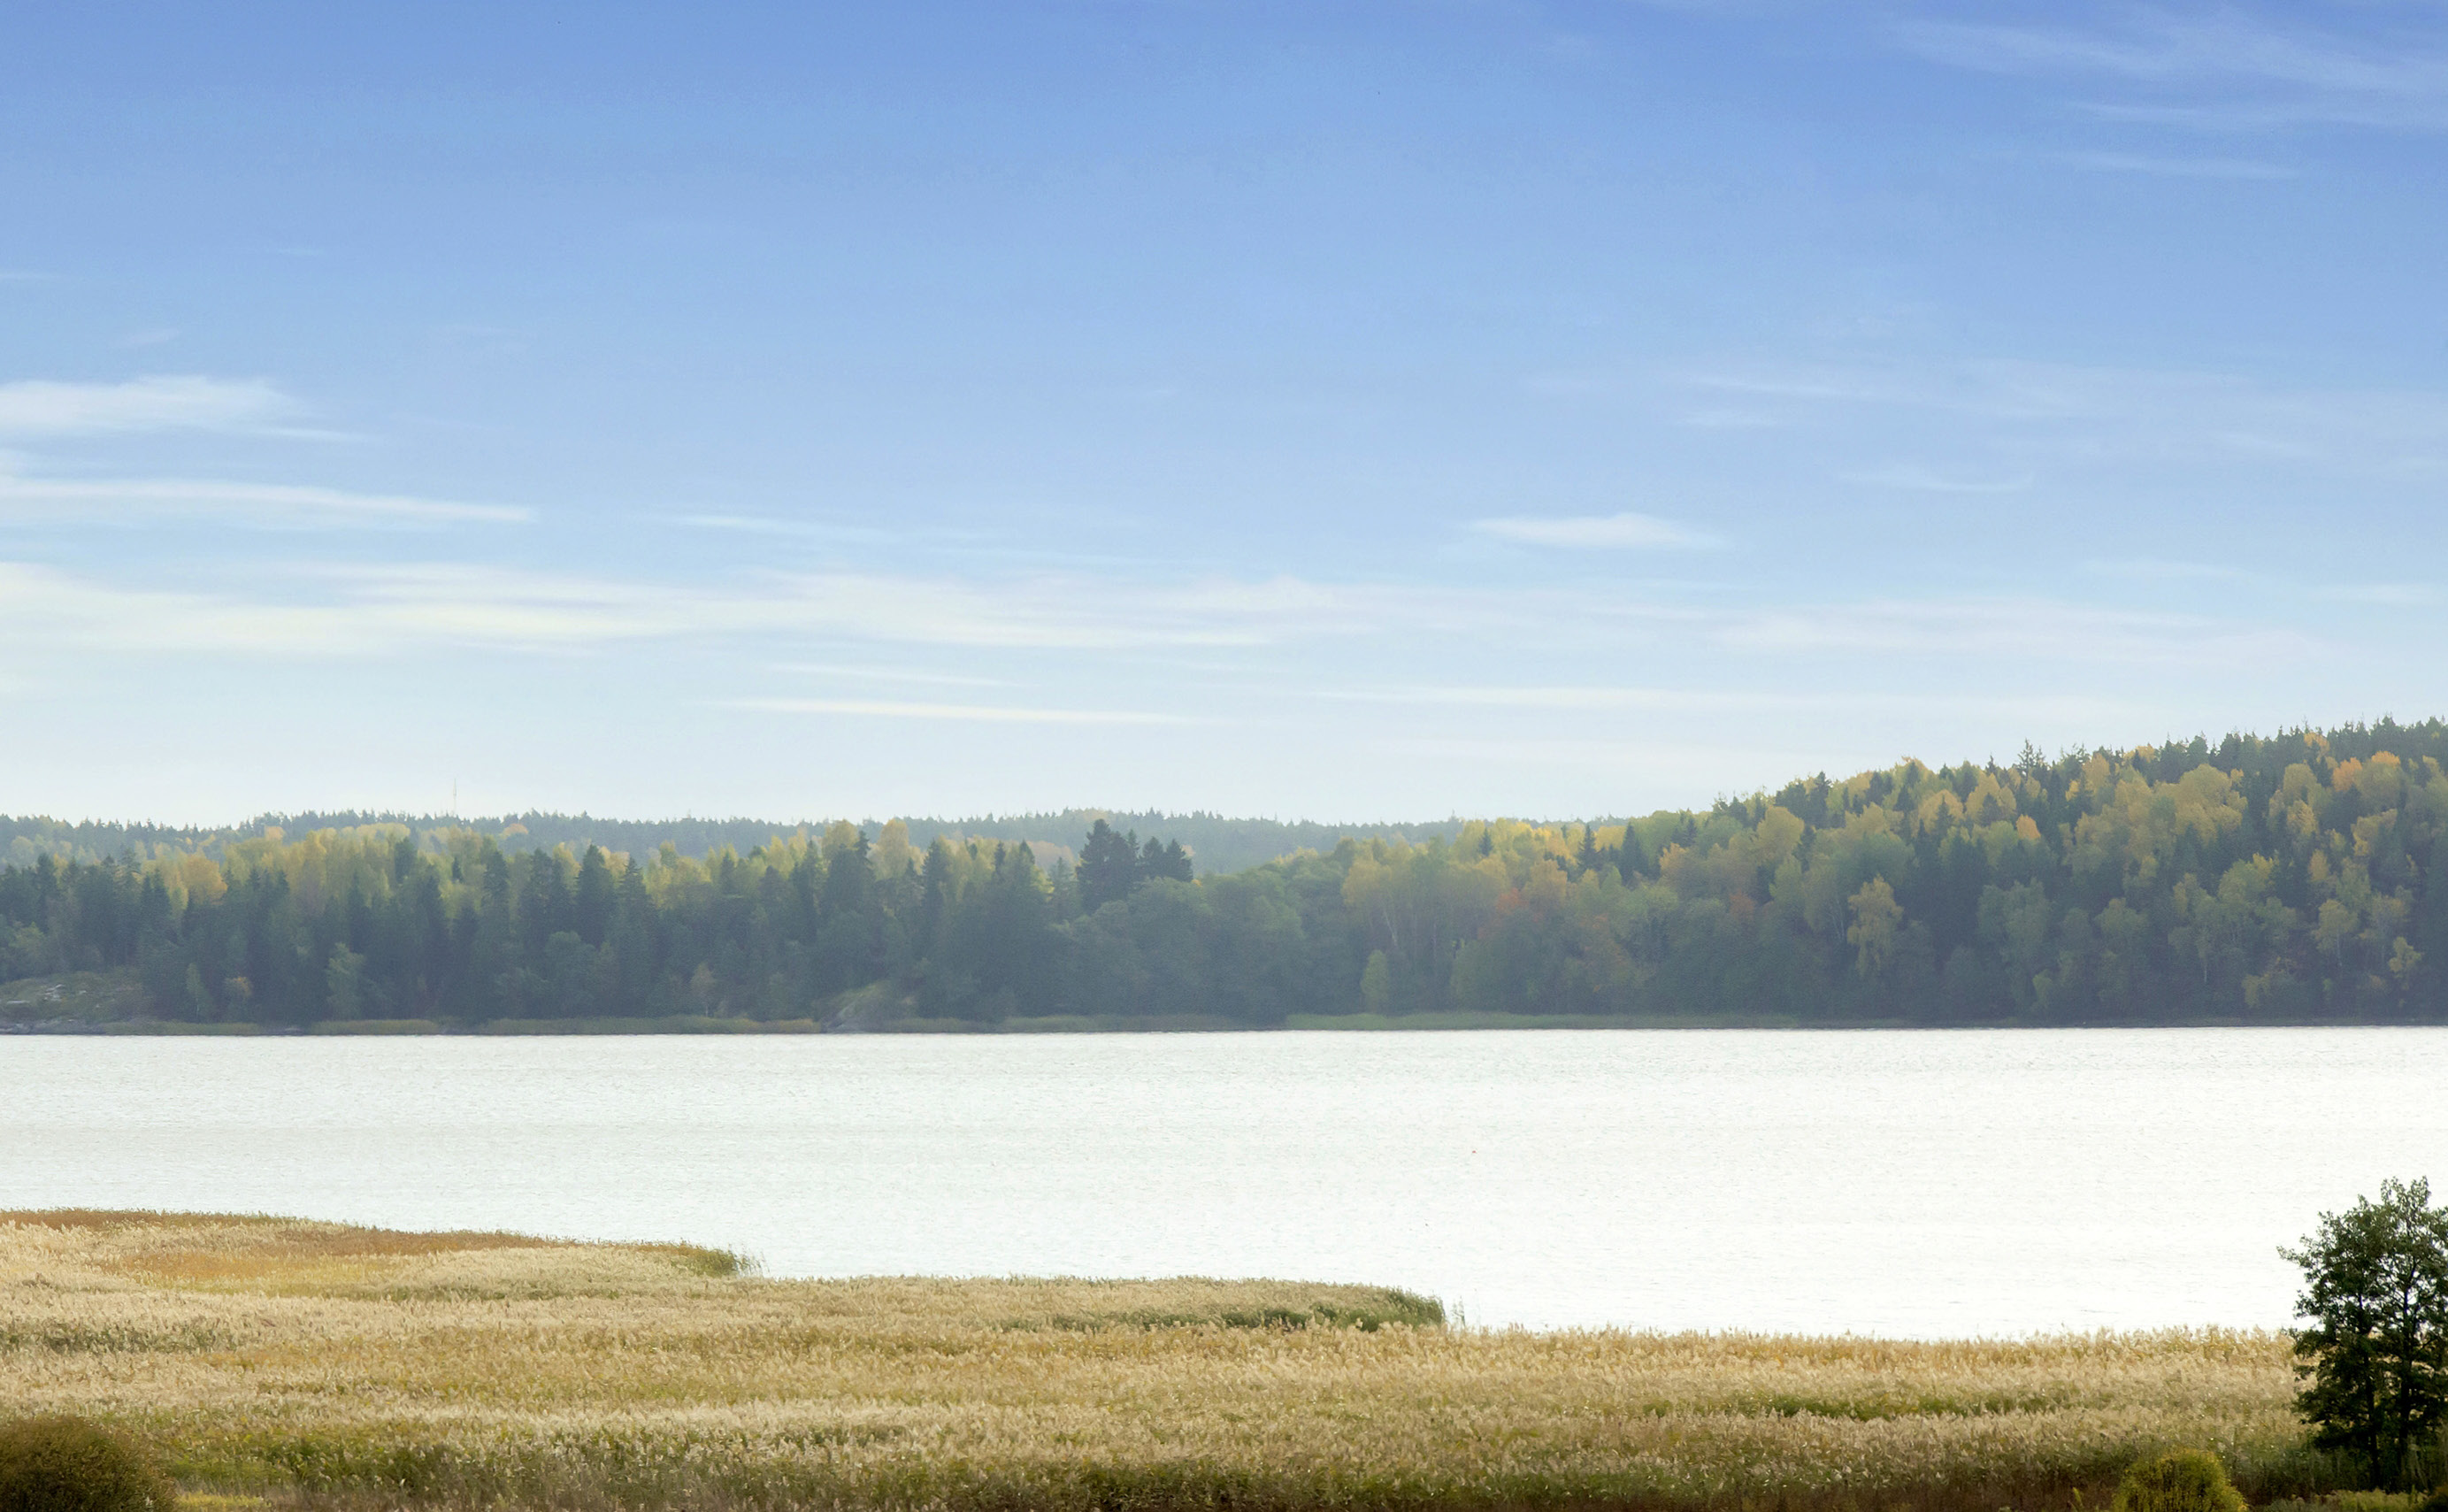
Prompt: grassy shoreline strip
<box><xmin>1</xmin><ymin>1210</ymin><xmax>2335</xmax><ymax>1512</ymax></box>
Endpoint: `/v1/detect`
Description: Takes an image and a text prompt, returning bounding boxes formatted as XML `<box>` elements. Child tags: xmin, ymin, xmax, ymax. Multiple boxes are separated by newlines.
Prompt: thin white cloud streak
<box><xmin>1470</xmin><ymin>510</ymin><xmax>1722</xmax><ymax>549</ymax></box>
<box><xmin>1681</xmin><ymin>357</ymin><xmax>2448</xmax><ymax>478</ymax></box>
<box><xmin>671</xmin><ymin>513</ymin><xmax>1017</xmax><ymax>554</ymax></box>
<box><xmin>1318</xmin><ymin>685</ymin><xmax>2147</xmax><ymax>721</ymax></box>
<box><xmin>769</xmin><ymin>571</ymin><xmax>1516</xmax><ymax>649</ymax></box>
<box><xmin>0</xmin><ymin>376</ymin><xmax>295</xmax><ymax>435</ymax></box>
<box><xmin>1715</xmin><ymin>597</ymin><xmax>2320</xmax><ymax>668</ymax></box>
<box><xmin>0</xmin><ymin>562</ymin><xmax>699</xmax><ymax>657</ymax></box>
<box><xmin>2054</xmin><ymin>150</ymin><xmax>2295</xmax><ymax>180</ymax></box>
<box><xmin>1898</xmin><ymin>11</ymin><xmax>2448</xmax><ymax>132</ymax></box>
<box><xmin>730</xmin><ymin>697</ymin><xmax>1193</xmax><ymax>725</ymax></box>
<box><xmin>2084</xmin><ymin>559</ymin><xmax>2439</xmax><ymax>605</ymax></box>
<box><xmin>0</xmin><ymin>563</ymin><xmax>1533</xmax><ymax>658</ymax></box>
<box><xmin>1370</xmin><ymin>734</ymin><xmax>1818</xmax><ymax>779</ymax></box>
<box><xmin>0</xmin><ymin>557</ymin><xmax>2365</xmax><ymax>687</ymax></box>
<box><xmin>0</xmin><ymin>473</ymin><xmax>529</xmax><ymax>527</ymax></box>
<box><xmin>2316</xmin><ymin>583</ymin><xmax>2440</xmax><ymax>607</ymax></box>
<box><xmin>771</xmin><ymin>662</ymin><xmax>1012</xmax><ymax>688</ymax></box>
<box><xmin>1843</xmin><ymin>464</ymin><xmax>2035</xmax><ymax>495</ymax></box>
<box><xmin>676</xmin><ymin>513</ymin><xmax>899</xmax><ymax>544</ymax></box>
<box><xmin>0</xmin><ymin>564</ymin><xmax>383</xmax><ymax>656</ymax></box>
<box><xmin>2084</xmin><ymin>557</ymin><xmax>2258</xmax><ymax>584</ymax></box>
<box><xmin>1333</xmin><ymin>685</ymin><xmax>1742</xmax><ymax>710</ymax></box>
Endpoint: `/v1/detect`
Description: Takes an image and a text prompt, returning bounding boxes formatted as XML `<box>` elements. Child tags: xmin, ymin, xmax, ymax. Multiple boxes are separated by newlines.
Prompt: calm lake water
<box><xmin>4</xmin><ymin>1029</ymin><xmax>2443</xmax><ymax>1335</ymax></box>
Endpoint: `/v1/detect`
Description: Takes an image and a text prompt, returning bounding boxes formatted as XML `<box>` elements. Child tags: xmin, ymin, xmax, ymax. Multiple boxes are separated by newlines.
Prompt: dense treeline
<box><xmin>1</xmin><ymin>809</ymin><xmax>1471</xmax><ymax>879</ymax></box>
<box><xmin>5</xmin><ymin>720</ymin><xmax>2448</xmax><ymax>1026</ymax></box>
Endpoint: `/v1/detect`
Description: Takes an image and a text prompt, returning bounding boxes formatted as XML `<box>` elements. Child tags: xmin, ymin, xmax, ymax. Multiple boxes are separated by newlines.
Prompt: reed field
<box><xmin>0</xmin><ymin>1211</ymin><xmax>2347</xmax><ymax>1512</ymax></box>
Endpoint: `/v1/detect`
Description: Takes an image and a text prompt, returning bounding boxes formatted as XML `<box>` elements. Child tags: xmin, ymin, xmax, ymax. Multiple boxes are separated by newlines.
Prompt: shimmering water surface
<box><xmin>4</xmin><ymin>1029</ymin><xmax>2443</xmax><ymax>1333</ymax></box>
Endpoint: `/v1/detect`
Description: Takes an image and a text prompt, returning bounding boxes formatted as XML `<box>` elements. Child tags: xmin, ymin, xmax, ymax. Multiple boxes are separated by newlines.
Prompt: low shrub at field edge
<box><xmin>0</xmin><ymin>1414</ymin><xmax>177</xmax><ymax>1512</ymax></box>
<box><xmin>2113</xmin><ymin>1447</ymin><xmax>2247</xmax><ymax>1512</ymax></box>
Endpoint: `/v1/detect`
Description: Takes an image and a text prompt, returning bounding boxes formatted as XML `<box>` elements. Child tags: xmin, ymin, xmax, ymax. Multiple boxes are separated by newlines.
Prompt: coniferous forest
<box><xmin>5</xmin><ymin>720</ymin><xmax>2448</xmax><ymax>1029</ymax></box>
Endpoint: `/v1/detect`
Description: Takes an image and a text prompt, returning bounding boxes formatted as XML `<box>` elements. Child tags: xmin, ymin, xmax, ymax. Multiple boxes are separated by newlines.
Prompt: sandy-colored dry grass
<box><xmin>0</xmin><ymin>1211</ymin><xmax>2332</xmax><ymax>1512</ymax></box>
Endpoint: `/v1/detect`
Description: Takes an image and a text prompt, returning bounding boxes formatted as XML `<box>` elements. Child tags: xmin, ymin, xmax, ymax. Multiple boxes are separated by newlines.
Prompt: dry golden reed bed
<box><xmin>0</xmin><ymin>1211</ymin><xmax>2326</xmax><ymax>1512</ymax></box>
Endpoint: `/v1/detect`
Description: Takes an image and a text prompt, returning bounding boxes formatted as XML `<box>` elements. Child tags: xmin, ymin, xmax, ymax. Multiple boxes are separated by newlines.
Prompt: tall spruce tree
<box><xmin>1078</xmin><ymin>819</ymin><xmax>1140</xmax><ymax>911</ymax></box>
<box><xmin>572</xmin><ymin>845</ymin><xmax>617</xmax><ymax>946</ymax></box>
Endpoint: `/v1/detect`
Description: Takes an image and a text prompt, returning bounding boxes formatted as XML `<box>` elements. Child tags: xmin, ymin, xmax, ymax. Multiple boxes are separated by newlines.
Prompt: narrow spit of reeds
<box><xmin>0</xmin><ymin>1211</ymin><xmax>2330</xmax><ymax>1512</ymax></box>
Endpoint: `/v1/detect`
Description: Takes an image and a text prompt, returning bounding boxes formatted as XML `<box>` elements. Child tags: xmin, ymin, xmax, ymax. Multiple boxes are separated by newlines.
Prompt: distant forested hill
<box><xmin>0</xmin><ymin>810</ymin><xmax>1468</xmax><ymax>879</ymax></box>
<box><xmin>4</xmin><ymin>718</ymin><xmax>2447</xmax><ymax>1028</ymax></box>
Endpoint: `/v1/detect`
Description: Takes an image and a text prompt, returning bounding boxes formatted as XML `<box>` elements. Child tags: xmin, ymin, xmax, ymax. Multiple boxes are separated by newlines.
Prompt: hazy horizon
<box><xmin>13</xmin><ymin>719</ymin><xmax>2434</xmax><ymax>834</ymax></box>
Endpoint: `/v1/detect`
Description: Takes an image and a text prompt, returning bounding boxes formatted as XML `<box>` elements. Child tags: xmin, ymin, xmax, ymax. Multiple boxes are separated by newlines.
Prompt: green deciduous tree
<box><xmin>1360</xmin><ymin>949</ymin><xmax>1393</xmax><ymax>1014</ymax></box>
<box><xmin>323</xmin><ymin>943</ymin><xmax>367</xmax><ymax>1021</ymax></box>
<box><xmin>1846</xmin><ymin>878</ymin><xmax>1901</xmax><ymax>979</ymax></box>
<box><xmin>2283</xmin><ymin>1178</ymin><xmax>2448</xmax><ymax>1489</ymax></box>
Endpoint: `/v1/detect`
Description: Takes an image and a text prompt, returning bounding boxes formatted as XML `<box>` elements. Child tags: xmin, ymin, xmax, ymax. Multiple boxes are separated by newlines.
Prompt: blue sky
<box><xmin>4</xmin><ymin>1</ymin><xmax>2444</xmax><ymax>825</ymax></box>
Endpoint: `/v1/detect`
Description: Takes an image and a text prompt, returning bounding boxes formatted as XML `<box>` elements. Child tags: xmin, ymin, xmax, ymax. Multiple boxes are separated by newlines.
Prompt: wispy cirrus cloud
<box><xmin>0</xmin><ymin>375</ymin><xmax>299</xmax><ymax>436</ymax></box>
<box><xmin>0</xmin><ymin>560</ymin><xmax>732</xmax><ymax>658</ymax></box>
<box><xmin>0</xmin><ymin>554</ymin><xmax>2406</xmax><ymax>680</ymax></box>
<box><xmin>0</xmin><ymin>374</ymin><xmax>515</xmax><ymax>527</ymax></box>
<box><xmin>1681</xmin><ymin>357</ymin><xmax>2448</xmax><ymax>480</ymax></box>
<box><xmin>1842</xmin><ymin>464</ymin><xmax>2036</xmax><ymax>495</ymax></box>
<box><xmin>2321</xmin><ymin>582</ymin><xmax>2440</xmax><ymax>607</ymax></box>
<box><xmin>730</xmin><ymin>697</ymin><xmax>1193</xmax><ymax>725</ymax></box>
<box><xmin>0</xmin><ymin>562</ymin><xmax>1524</xmax><ymax>659</ymax></box>
<box><xmin>1323</xmin><ymin>683</ymin><xmax>2150</xmax><ymax>725</ymax></box>
<box><xmin>0</xmin><ymin>563</ymin><xmax>368</xmax><ymax>656</ymax></box>
<box><xmin>767</xmin><ymin>571</ymin><xmax>1521</xmax><ymax>649</ymax></box>
<box><xmin>1898</xmin><ymin>7</ymin><xmax>2448</xmax><ymax>132</ymax></box>
<box><xmin>771</xmin><ymin>662</ymin><xmax>1011</xmax><ymax>688</ymax></box>
<box><xmin>1470</xmin><ymin>510</ymin><xmax>1722</xmax><ymax>549</ymax></box>
<box><xmin>674</xmin><ymin>513</ymin><xmax>900</xmax><ymax>545</ymax></box>
<box><xmin>2053</xmin><ymin>150</ymin><xmax>2295</xmax><ymax>180</ymax></box>
<box><xmin>670</xmin><ymin>512</ymin><xmax>1018</xmax><ymax>553</ymax></box>
<box><xmin>1715</xmin><ymin>595</ymin><xmax>2319</xmax><ymax>668</ymax></box>
<box><xmin>0</xmin><ymin>472</ymin><xmax>528</xmax><ymax>528</ymax></box>
<box><xmin>2083</xmin><ymin>556</ymin><xmax>2259</xmax><ymax>584</ymax></box>
<box><xmin>2084</xmin><ymin>557</ymin><xmax>2438</xmax><ymax>605</ymax></box>
<box><xmin>1324</xmin><ymin>684</ymin><xmax>1761</xmax><ymax>712</ymax></box>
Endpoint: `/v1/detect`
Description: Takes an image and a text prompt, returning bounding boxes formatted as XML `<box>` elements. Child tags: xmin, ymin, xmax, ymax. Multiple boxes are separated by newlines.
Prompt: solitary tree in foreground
<box><xmin>2283</xmin><ymin>1177</ymin><xmax>2448</xmax><ymax>1490</ymax></box>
